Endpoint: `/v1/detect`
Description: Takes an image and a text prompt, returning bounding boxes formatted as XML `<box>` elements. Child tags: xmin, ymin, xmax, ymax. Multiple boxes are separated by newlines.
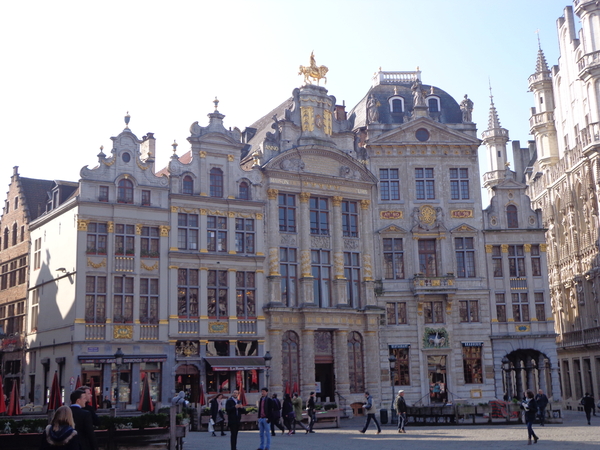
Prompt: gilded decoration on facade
<box><xmin>141</xmin><ymin>261</ymin><xmax>159</xmax><ymax>271</ymax></box>
<box><xmin>301</xmin><ymin>106</ymin><xmax>315</xmax><ymax>132</ymax></box>
<box><xmin>299</xmin><ymin>192</ymin><xmax>311</xmax><ymax>203</ymax></box>
<box><xmin>380</xmin><ymin>211</ymin><xmax>403</xmax><ymax>220</ymax></box>
<box><xmin>501</xmin><ymin>244</ymin><xmax>509</xmax><ymax>253</ymax></box>
<box><xmin>334</xmin><ymin>252</ymin><xmax>344</xmax><ymax>278</ymax></box>
<box><xmin>363</xmin><ymin>254</ymin><xmax>373</xmax><ymax>279</ymax></box>
<box><xmin>298</xmin><ymin>52</ymin><xmax>328</xmax><ymax>85</ymax></box>
<box><xmin>423</xmin><ymin>327</ymin><xmax>449</xmax><ymax>348</ymax></box>
<box><xmin>485</xmin><ymin>245</ymin><xmax>493</xmax><ymax>253</ymax></box>
<box><xmin>114</xmin><ymin>325</ymin><xmax>133</xmax><ymax>340</ymax></box>
<box><xmin>199</xmin><ymin>151</ymin><xmax>207</xmax><ymax>158</ymax></box>
<box><xmin>324</xmin><ymin>109</ymin><xmax>332</xmax><ymax>135</ymax></box>
<box><xmin>159</xmin><ymin>225</ymin><xmax>170</xmax><ymax>237</ymax></box>
<box><xmin>87</xmin><ymin>258</ymin><xmax>106</xmax><ymax>269</ymax></box>
<box><xmin>524</xmin><ymin>243</ymin><xmax>531</xmax><ymax>252</ymax></box>
<box><xmin>77</xmin><ymin>219</ymin><xmax>90</xmax><ymax>231</ymax></box>
<box><xmin>208</xmin><ymin>322</ymin><xmax>228</xmax><ymax>334</ymax></box>
<box><xmin>540</xmin><ymin>243</ymin><xmax>547</xmax><ymax>252</ymax></box>
<box><xmin>228</xmin><ymin>154</ymin><xmax>234</xmax><ymax>162</ymax></box>
<box><xmin>332</xmin><ymin>196</ymin><xmax>343</xmax><ymax>207</ymax></box>
<box><xmin>107</xmin><ymin>221</ymin><xmax>114</xmax><ymax>233</ymax></box>
<box><xmin>300</xmin><ymin>250</ymin><xmax>311</xmax><ymax>277</ymax></box>
<box><xmin>175</xmin><ymin>340</ymin><xmax>199</xmax><ymax>357</ymax></box>
<box><xmin>419</xmin><ymin>205</ymin><xmax>436</xmax><ymax>225</ymax></box>
<box><xmin>135</xmin><ymin>224</ymin><xmax>143</xmax><ymax>235</ymax></box>
<box><xmin>515</xmin><ymin>324</ymin><xmax>531</xmax><ymax>332</ymax></box>
<box><xmin>171</xmin><ymin>206</ymin><xmax>179</xmax><ymax>213</ymax></box>
<box><xmin>267</xmin><ymin>188</ymin><xmax>278</xmax><ymax>200</ymax></box>
<box><xmin>450</xmin><ymin>209</ymin><xmax>474</xmax><ymax>219</ymax></box>
<box><xmin>361</xmin><ymin>199</ymin><xmax>370</xmax><ymax>210</ymax></box>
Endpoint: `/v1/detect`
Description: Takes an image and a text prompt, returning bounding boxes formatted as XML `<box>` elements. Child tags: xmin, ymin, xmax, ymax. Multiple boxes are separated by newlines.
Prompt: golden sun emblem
<box><xmin>420</xmin><ymin>205</ymin><xmax>436</xmax><ymax>225</ymax></box>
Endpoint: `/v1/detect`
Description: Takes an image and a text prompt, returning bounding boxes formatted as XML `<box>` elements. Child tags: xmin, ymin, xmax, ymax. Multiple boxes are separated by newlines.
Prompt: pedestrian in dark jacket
<box><xmin>257</xmin><ymin>388</ymin><xmax>275</xmax><ymax>450</ymax></box>
<box><xmin>270</xmin><ymin>393</ymin><xmax>286</xmax><ymax>436</ymax></box>
<box><xmin>281</xmin><ymin>393</ymin><xmax>294</xmax><ymax>435</ymax></box>
<box><xmin>41</xmin><ymin>406</ymin><xmax>80</xmax><ymax>450</ymax></box>
<box><xmin>359</xmin><ymin>391</ymin><xmax>381</xmax><ymax>434</ymax></box>
<box><xmin>521</xmin><ymin>389</ymin><xmax>539</xmax><ymax>445</ymax></box>
<box><xmin>70</xmin><ymin>389</ymin><xmax>98</xmax><ymax>450</ymax></box>
<box><xmin>581</xmin><ymin>392</ymin><xmax>595</xmax><ymax>425</ymax></box>
<box><xmin>226</xmin><ymin>390</ymin><xmax>246</xmax><ymax>450</ymax></box>
<box><xmin>534</xmin><ymin>389</ymin><xmax>549</xmax><ymax>426</ymax></box>
<box><xmin>395</xmin><ymin>390</ymin><xmax>407</xmax><ymax>433</ymax></box>
<box><xmin>306</xmin><ymin>391</ymin><xmax>317</xmax><ymax>433</ymax></box>
<box><xmin>292</xmin><ymin>392</ymin><xmax>308</xmax><ymax>433</ymax></box>
<box><xmin>210</xmin><ymin>393</ymin><xmax>226</xmax><ymax>436</ymax></box>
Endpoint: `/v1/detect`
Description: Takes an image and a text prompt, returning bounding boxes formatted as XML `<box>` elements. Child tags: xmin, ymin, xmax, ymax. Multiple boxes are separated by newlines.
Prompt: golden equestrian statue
<box><xmin>299</xmin><ymin>51</ymin><xmax>328</xmax><ymax>85</ymax></box>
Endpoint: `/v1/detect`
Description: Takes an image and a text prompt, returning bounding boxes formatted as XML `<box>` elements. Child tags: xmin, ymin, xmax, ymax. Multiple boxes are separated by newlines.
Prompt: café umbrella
<box><xmin>7</xmin><ymin>382</ymin><xmax>21</xmax><ymax>416</ymax></box>
<box><xmin>137</xmin><ymin>373</ymin><xmax>154</xmax><ymax>412</ymax></box>
<box><xmin>48</xmin><ymin>371</ymin><xmax>62</xmax><ymax>410</ymax></box>
<box><xmin>0</xmin><ymin>374</ymin><xmax>6</xmax><ymax>414</ymax></box>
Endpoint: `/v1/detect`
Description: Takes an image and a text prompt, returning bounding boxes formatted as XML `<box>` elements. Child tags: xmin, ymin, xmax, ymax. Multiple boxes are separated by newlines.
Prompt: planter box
<box><xmin>199</xmin><ymin>410</ymin><xmax>341</xmax><ymax>430</ymax></box>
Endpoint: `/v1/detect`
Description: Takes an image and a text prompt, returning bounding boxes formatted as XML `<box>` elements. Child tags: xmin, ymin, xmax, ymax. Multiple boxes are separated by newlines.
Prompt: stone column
<box><xmin>331</xmin><ymin>196</ymin><xmax>347</xmax><ymax>307</ymax></box>
<box><xmin>360</xmin><ymin>200</ymin><xmax>376</xmax><ymax>307</ymax></box>
<box><xmin>334</xmin><ymin>330</ymin><xmax>350</xmax><ymax>400</ymax></box>
<box><xmin>526</xmin><ymin>356</ymin><xmax>535</xmax><ymax>391</ymax></box>
<box><xmin>227</xmin><ymin>154</ymin><xmax>236</xmax><ymax>199</ymax></box>
<box><xmin>301</xmin><ymin>330</ymin><xmax>316</xmax><ymax>394</ymax></box>
<box><xmin>268</xmin><ymin>329</ymin><xmax>283</xmax><ymax>395</ymax></box>
<box><xmin>551</xmin><ymin>365</ymin><xmax>562</xmax><ymax>401</ymax></box>
<box><xmin>266</xmin><ymin>189</ymin><xmax>282</xmax><ymax>305</ymax></box>
<box><xmin>537</xmin><ymin>354</ymin><xmax>548</xmax><ymax>394</ymax></box>
<box><xmin>228</xmin><ymin>212</ymin><xmax>236</xmax><ymax>255</ymax></box>
<box><xmin>514</xmin><ymin>361</ymin><xmax>524</xmax><ymax>400</ymax></box>
<box><xmin>298</xmin><ymin>193</ymin><xmax>314</xmax><ymax>306</ymax></box>
<box><xmin>363</xmin><ymin>330</ymin><xmax>380</xmax><ymax>396</ymax></box>
<box><xmin>228</xmin><ymin>269</ymin><xmax>237</xmax><ymax>334</ymax></box>
<box><xmin>501</xmin><ymin>244</ymin><xmax>514</xmax><ymax>321</ymax></box>
<box><xmin>199</xmin><ymin>209</ymin><xmax>208</xmax><ymax>253</ymax></box>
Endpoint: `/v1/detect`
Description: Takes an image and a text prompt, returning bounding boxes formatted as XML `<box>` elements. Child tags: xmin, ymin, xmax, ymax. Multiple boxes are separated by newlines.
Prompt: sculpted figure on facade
<box><xmin>366</xmin><ymin>94</ymin><xmax>380</xmax><ymax>124</ymax></box>
<box><xmin>460</xmin><ymin>95</ymin><xmax>474</xmax><ymax>122</ymax></box>
<box><xmin>412</xmin><ymin>79</ymin><xmax>426</xmax><ymax>107</ymax></box>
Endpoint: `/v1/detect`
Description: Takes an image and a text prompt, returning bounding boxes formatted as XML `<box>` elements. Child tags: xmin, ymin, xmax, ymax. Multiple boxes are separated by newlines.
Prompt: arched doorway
<box><xmin>502</xmin><ymin>349</ymin><xmax>552</xmax><ymax>400</ymax></box>
<box><xmin>175</xmin><ymin>364</ymin><xmax>199</xmax><ymax>404</ymax></box>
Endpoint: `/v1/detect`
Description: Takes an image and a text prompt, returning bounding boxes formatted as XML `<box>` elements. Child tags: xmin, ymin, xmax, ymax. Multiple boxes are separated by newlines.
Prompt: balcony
<box><xmin>559</xmin><ymin>326</ymin><xmax>600</xmax><ymax>347</ymax></box>
<box><xmin>411</xmin><ymin>274</ymin><xmax>456</xmax><ymax>295</ymax></box>
<box><xmin>578</xmin><ymin>50</ymin><xmax>600</xmax><ymax>77</ymax></box>
<box><xmin>510</xmin><ymin>277</ymin><xmax>527</xmax><ymax>290</ymax></box>
<box><xmin>529</xmin><ymin>111</ymin><xmax>554</xmax><ymax>130</ymax></box>
<box><xmin>85</xmin><ymin>324</ymin><xmax>105</xmax><ymax>340</ymax></box>
<box><xmin>178</xmin><ymin>319</ymin><xmax>199</xmax><ymax>334</ymax></box>
<box><xmin>238</xmin><ymin>320</ymin><xmax>257</xmax><ymax>335</ymax></box>
<box><xmin>140</xmin><ymin>324</ymin><xmax>159</xmax><ymax>340</ymax></box>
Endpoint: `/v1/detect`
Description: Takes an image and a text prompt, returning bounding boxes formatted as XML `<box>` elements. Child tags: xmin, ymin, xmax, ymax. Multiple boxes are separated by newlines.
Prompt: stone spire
<box><xmin>535</xmin><ymin>46</ymin><xmax>550</xmax><ymax>75</ymax></box>
<box><xmin>487</xmin><ymin>87</ymin><xmax>503</xmax><ymax>131</ymax></box>
<box><xmin>482</xmin><ymin>83</ymin><xmax>510</xmax><ymax>191</ymax></box>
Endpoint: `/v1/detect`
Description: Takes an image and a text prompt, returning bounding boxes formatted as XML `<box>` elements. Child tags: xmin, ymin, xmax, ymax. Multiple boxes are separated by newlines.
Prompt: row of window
<box><xmin>0</xmin><ymin>257</ymin><xmax>26</xmax><ymax>290</ymax></box>
<box><xmin>495</xmin><ymin>292</ymin><xmax>546</xmax><ymax>322</ymax></box>
<box><xmin>4</xmin><ymin>196</ymin><xmax>19</xmax><ymax>214</ymax></box>
<box><xmin>379</xmin><ymin>167</ymin><xmax>470</xmax><ymax>201</ymax></box>
<box><xmin>0</xmin><ymin>301</ymin><xmax>25</xmax><ymax>334</ymax></box>
<box><xmin>85</xmin><ymin>224</ymin><xmax>161</xmax><ymax>257</ymax></box>
<box><xmin>388</xmin><ymin>95</ymin><xmax>440</xmax><ymax>114</ymax></box>
<box><xmin>178</xmin><ymin>215</ymin><xmax>255</xmax><ymax>253</ymax></box>
<box><xmin>387</xmin><ymin>300</ymin><xmax>479</xmax><ymax>325</ymax></box>
<box><xmin>1</xmin><ymin>223</ymin><xmax>25</xmax><ymax>251</ymax></box>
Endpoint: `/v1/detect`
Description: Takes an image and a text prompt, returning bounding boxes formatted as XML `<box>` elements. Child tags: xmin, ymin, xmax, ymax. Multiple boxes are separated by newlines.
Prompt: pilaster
<box><xmin>301</xmin><ymin>329</ymin><xmax>316</xmax><ymax>394</ymax></box>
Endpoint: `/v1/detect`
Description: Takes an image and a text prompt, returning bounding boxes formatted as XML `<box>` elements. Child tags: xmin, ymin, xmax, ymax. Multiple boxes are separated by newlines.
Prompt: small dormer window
<box><xmin>182</xmin><ymin>176</ymin><xmax>194</xmax><ymax>195</ymax></box>
<box><xmin>388</xmin><ymin>96</ymin><xmax>404</xmax><ymax>113</ymax></box>
<box><xmin>426</xmin><ymin>96</ymin><xmax>440</xmax><ymax>113</ymax></box>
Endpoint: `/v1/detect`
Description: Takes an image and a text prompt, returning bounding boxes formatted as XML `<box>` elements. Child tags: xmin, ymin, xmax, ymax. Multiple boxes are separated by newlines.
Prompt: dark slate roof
<box><xmin>246</xmin><ymin>97</ymin><xmax>293</xmax><ymax>147</ymax></box>
<box><xmin>19</xmin><ymin>177</ymin><xmax>54</xmax><ymax>221</ymax></box>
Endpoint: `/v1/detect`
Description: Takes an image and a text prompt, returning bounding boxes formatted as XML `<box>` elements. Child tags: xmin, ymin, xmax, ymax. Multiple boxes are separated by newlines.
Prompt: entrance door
<box><xmin>427</xmin><ymin>355</ymin><xmax>447</xmax><ymax>404</ymax></box>
<box><xmin>315</xmin><ymin>363</ymin><xmax>335</xmax><ymax>402</ymax></box>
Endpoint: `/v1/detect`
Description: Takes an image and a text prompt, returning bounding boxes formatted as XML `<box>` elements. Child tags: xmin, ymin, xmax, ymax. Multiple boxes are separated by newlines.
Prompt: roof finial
<box><xmin>488</xmin><ymin>78</ymin><xmax>494</xmax><ymax>103</ymax></box>
<box><xmin>172</xmin><ymin>140</ymin><xmax>178</xmax><ymax>153</ymax></box>
<box><xmin>124</xmin><ymin>111</ymin><xmax>130</xmax><ymax>130</ymax></box>
<box><xmin>536</xmin><ymin>29</ymin><xmax>541</xmax><ymax>50</ymax></box>
<box><xmin>213</xmin><ymin>97</ymin><xmax>219</xmax><ymax>112</ymax></box>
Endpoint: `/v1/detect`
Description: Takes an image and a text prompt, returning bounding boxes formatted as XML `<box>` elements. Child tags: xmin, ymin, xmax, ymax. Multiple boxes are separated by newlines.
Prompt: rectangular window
<box><xmin>415</xmin><ymin>167</ymin><xmax>435</xmax><ymax>200</ymax></box>
<box><xmin>0</xmin><ymin>264</ymin><xmax>6</xmax><ymax>290</ymax></box>
<box><xmin>380</xmin><ymin>169</ymin><xmax>400</xmax><ymax>201</ymax></box>
<box><xmin>309</xmin><ymin>197</ymin><xmax>329</xmax><ymax>235</ymax></box>
<box><xmin>531</xmin><ymin>244</ymin><xmax>541</xmax><ymax>276</ymax></box>
<box><xmin>113</xmin><ymin>276</ymin><xmax>134</xmax><ymax>323</ymax></box>
<box><xmin>177</xmin><ymin>269</ymin><xmax>199</xmax><ymax>318</ymax></box>
<box><xmin>8</xmin><ymin>261</ymin><xmax>16</xmax><ymax>287</ymax></box>
<box><xmin>462</xmin><ymin>345</ymin><xmax>483</xmax><ymax>384</ymax></box>
<box><xmin>342</xmin><ymin>201</ymin><xmax>359</xmax><ymax>237</ymax></box>
<box><xmin>207</xmin><ymin>216</ymin><xmax>227</xmax><ymax>252</ymax></box>
<box><xmin>455</xmin><ymin>237</ymin><xmax>475</xmax><ymax>278</ymax></box>
<box><xmin>86</xmin><ymin>223</ymin><xmax>108</xmax><ymax>255</ymax></box>
<box><xmin>535</xmin><ymin>292</ymin><xmax>546</xmax><ymax>321</ymax></box>
<box><xmin>278</xmin><ymin>193</ymin><xmax>296</xmax><ymax>232</ymax></box>
<box><xmin>31</xmin><ymin>289</ymin><xmax>39</xmax><ymax>331</ymax></box>
<box><xmin>418</xmin><ymin>239</ymin><xmax>437</xmax><ymax>276</ymax></box>
<box><xmin>235</xmin><ymin>218</ymin><xmax>255</xmax><ymax>254</ymax></box>
<box><xmin>115</xmin><ymin>224</ymin><xmax>135</xmax><ymax>256</ymax></box>
<box><xmin>141</xmin><ymin>227</ymin><xmax>160</xmax><ymax>258</ymax></box>
<box><xmin>34</xmin><ymin>238</ymin><xmax>41</xmax><ymax>270</ymax></box>
<box><xmin>511</xmin><ymin>292</ymin><xmax>530</xmax><ymax>322</ymax></box>
<box><xmin>424</xmin><ymin>301</ymin><xmax>444</xmax><ymax>323</ymax></box>
<box><xmin>85</xmin><ymin>276</ymin><xmax>106</xmax><ymax>324</ymax></box>
<box><xmin>236</xmin><ymin>272</ymin><xmax>256</xmax><ymax>318</ymax></box>
<box><xmin>386</xmin><ymin>302</ymin><xmax>407</xmax><ymax>325</ymax></box>
<box><xmin>383</xmin><ymin>238</ymin><xmax>404</xmax><ymax>279</ymax></box>
<box><xmin>141</xmin><ymin>190</ymin><xmax>151</xmax><ymax>206</ymax></box>
<box><xmin>496</xmin><ymin>293</ymin><xmax>506</xmax><ymax>322</ymax></box>
<box><xmin>99</xmin><ymin>186</ymin><xmax>109</xmax><ymax>202</ymax></box>
<box><xmin>311</xmin><ymin>249</ymin><xmax>331</xmax><ymax>307</ymax></box>
<box><xmin>459</xmin><ymin>300</ymin><xmax>479</xmax><ymax>322</ymax></box>
<box><xmin>177</xmin><ymin>213</ymin><xmax>199</xmax><ymax>250</ymax></box>
<box><xmin>140</xmin><ymin>278</ymin><xmax>159</xmax><ymax>324</ymax></box>
<box><xmin>508</xmin><ymin>245</ymin><xmax>525</xmax><ymax>277</ymax></box>
<box><xmin>207</xmin><ymin>270</ymin><xmax>228</xmax><ymax>318</ymax></box>
<box><xmin>280</xmin><ymin>248</ymin><xmax>297</xmax><ymax>307</ymax></box>
<box><xmin>390</xmin><ymin>347</ymin><xmax>410</xmax><ymax>385</ymax></box>
<box><xmin>17</xmin><ymin>257</ymin><xmax>26</xmax><ymax>284</ymax></box>
<box><xmin>344</xmin><ymin>252</ymin><xmax>361</xmax><ymax>308</ymax></box>
<box><xmin>450</xmin><ymin>168</ymin><xmax>470</xmax><ymax>200</ymax></box>
<box><xmin>492</xmin><ymin>245</ymin><xmax>503</xmax><ymax>277</ymax></box>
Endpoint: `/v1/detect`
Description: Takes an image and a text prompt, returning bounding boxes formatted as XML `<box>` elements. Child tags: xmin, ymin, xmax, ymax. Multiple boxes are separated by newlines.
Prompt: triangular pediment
<box><xmin>369</xmin><ymin>118</ymin><xmax>481</xmax><ymax>146</ymax></box>
<box><xmin>378</xmin><ymin>224</ymin><xmax>408</xmax><ymax>234</ymax></box>
<box><xmin>450</xmin><ymin>223</ymin><xmax>478</xmax><ymax>233</ymax></box>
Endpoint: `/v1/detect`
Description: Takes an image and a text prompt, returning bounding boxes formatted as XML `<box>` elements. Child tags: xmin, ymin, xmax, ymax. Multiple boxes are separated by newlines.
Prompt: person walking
<box><xmin>395</xmin><ymin>389</ymin><xmax>407</xmax><ymax>434</ymax></box>
<box><xmin>41</xmin><ymin>405</ymin><xmax>80</xmax><ymax>450</ymax></box>
<box><xmin>281</xmin><ymin>393</ymin><xmax>294</xmax><ymax>435</ymax></box>
<box><xmin>292</xmin><ymin>392</ymin><xmax>308</xmax><ymax>433</ymax></box>
<box><xmin>359</xmin><ymin>391</ymin><xmax>381</xmax><ymax>434</ymax></box>
<box><xmin>581</xmin><ymin>392</ymin><xmax>595</xmax><ymax>425</ymax></box>
<box><xmin>522</xmin><ymin>389</ymin><xmax>539</xmax><ymax>445</ymax></box>
<box><xmin>270</xmin><ymin>393</ymin><xmax>286</xmax><ymax>436</ymax></box>
<box><xmin>534</xmin><ymin>389</ymin><xmax>549</xmax><ymax>426</ymax></box>
<box><xmin>226</xmin><ymin>390</ymin><xmax>246</xmax><ymax>450</ymax></box>
<box><xmin>257</xmin><ymin>387</ymin><xmax>275</xmax><ymax>450</ymax></box>
<box><xmin>70</xmin><ymin>389</ymin><xmax>98</xmax><ymax>450</ymax></box>
<box><xmin>210</xmin><ymin>393</ymin><xmax>226</xmax><ymax>436</ymax></box>
<box><xmin>306</xmin><ymin>391</ymin><xmax>317</xmax><ymax>433</ymax></box>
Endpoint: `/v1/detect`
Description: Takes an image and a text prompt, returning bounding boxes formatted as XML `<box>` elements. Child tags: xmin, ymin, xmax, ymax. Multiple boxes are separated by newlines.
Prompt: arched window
<box><xmin>347</xmin><ymin>331</ymin><xmax>365</xmax><ymax>393</ymax></box>
<box><xmin>507</xmin><ymin>205</ymin><xmax>518</xmax><ymax>229</ymax></box>
<box><xmin>12</xmin><ymin>223</ymin><xmax>18</xmax><ymax>246</ymax></box>
<box><xmin>182</xmin><ymin>175</ymin><xmax>194</xmax><ymax>195</ymax></box>
<box><xmin>239</xmin><ymin>181</ymin><xmax>250</xmax><ymax>200</ymax></box>
<box><xmin>210</xmin><ymin>168</ymin><xmax>223</xmax><ymax>198</ymax></box>
<box><xmin>427</xmin><ymin>96</ymin><xmax>440</xmax><ymax>112</ymax></box>
<box><xmin>3</xmin><ymin>228</ymin><xmax>8</xmax><ymax>249</ymax></box>
<box><xmin>282</xmin><ymin>331</ymin><xmax>300</xmax><ymax>393</ymax></box>
<box><xmin>117</xmin><ymin>179</ymin><xmax>134</xmax><ymax>204</ymax></box>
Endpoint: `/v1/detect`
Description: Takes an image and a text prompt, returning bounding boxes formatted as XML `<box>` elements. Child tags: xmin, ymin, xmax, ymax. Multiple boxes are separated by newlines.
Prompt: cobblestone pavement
<box><xmin>183</xmin><ymin>410</ymin><xmax>600</xmax><ymax>450</ymax></box>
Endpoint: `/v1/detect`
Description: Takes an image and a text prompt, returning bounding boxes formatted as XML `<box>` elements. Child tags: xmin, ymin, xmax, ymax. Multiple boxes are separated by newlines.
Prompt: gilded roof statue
<box><xmin>299</xmin><ymin>51</ymin><xmax>328</xmax><ymax>86</ymax></box>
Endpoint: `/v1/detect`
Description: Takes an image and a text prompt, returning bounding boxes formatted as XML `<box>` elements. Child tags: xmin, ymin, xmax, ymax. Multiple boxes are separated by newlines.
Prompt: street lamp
<box><xmin>389</xmin><ymin>353</ymin><xmax>397</xmax><ymax>424</ymax></box>
<box><xmin>114</xmin><ymin>348</ymin><xmax>124</xmax><ymax>410</ymax></box>
<box><xmin>263</xmin><ymin>351</ymin><xmax>272</xmax><ymax>390</ymax></box>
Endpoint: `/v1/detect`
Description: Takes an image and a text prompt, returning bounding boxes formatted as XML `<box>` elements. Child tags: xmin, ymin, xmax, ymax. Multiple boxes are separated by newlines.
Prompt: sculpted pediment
<box><xmin>378</xmin><ymin>224</ymin><xmax>408</xmax><ymax>234</ymax></box>
<box><xmin>369</xmin><ymin>118</ymin><xmax>481</xmax><ymax>146</ymax></box>
<box><xmin>450</xmin><ymin>223</ymin><xmax>478</xmax><ymax>233</ymax></box>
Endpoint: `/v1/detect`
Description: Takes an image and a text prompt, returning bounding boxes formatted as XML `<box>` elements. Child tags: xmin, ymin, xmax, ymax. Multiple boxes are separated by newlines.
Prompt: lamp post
<box><xmin>114</xmin><ymin>348</ymin><xmax>124</xmax><ymax>410</ymax></box>
<box><xmin>263</xmin><ymin>351</ymin><xmax>272</xmax><ymax>390</ymax></box>
<box><xmin>389</xmin><ymin>353</ymin><xmax>397</xmax><ymax>424</ymax></box>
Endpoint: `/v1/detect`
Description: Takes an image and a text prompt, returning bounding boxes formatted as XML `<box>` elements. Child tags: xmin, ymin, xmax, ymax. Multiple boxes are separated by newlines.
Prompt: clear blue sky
<box><xmin>0</xmin><ymin>0</ymin><xmax>571</xmax><ymax>201</ymax></box>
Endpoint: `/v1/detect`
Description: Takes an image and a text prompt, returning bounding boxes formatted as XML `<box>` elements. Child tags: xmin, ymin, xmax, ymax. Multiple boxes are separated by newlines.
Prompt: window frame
<box><xmin>309</xmin><ymin>197</ymin><xmax>329</xmax><ymax>235</ymax></box>
<box><xmin>177</xmin><ymin>269</ymin><xmax>199</xmax><ymax>318</ymax></box>
<box><xmin>278</xmin><ymin>193</ymin><xmax>296</xmax><ymax>233</ymax></box>
<box><xmin>380</xmin><ymin>169</ymin><xmax>400</xmax><ymax>201</ymax></box>
<box><xmin>449</xmin><ymin>168</ymin><xmax>470</xmax><ymax>200</ymax></box>
<box><xmin>383</xmin><ymin>237</ymin><xmax>405</xmax><ymax>280</ymax></box>
<box><xmin>209</xmin><ymin>168</ymin><xmax>224</xmax><ymax>198</ymax></box>
<box><xmin>415</xmin><ymin>168</ymin><xmax>435</xmax><ymax>200</ymax></box>
<box><xmin>455</xmin><ymin>237</ymin><xmax>476</xmax><ymax>278</ymax></box>
<box><xmin>117</xmin><ymin>179</ymin><xmax>134</xmax><ymax>204</ymax></box>
<box><xmin>207</xmin><ymin>269</ymin><xmax>228</xmax><ymax>319</ymax></box>
<box><xmin>280</xmin><ymin>248</ymin><xmax>297</xmax><ymax>307</ymax></box>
